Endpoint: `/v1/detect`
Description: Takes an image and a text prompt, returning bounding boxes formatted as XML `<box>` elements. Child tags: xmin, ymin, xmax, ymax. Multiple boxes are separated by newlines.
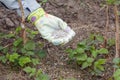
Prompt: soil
<box><xmin>0</xmin><ymin>0</ymin><xmax>117</xmax><ymax>80</ymax></box>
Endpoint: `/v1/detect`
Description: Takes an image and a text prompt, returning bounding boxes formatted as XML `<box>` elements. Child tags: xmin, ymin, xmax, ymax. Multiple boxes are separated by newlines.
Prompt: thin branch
<box><xmin>3</xmin><ymin>43</ymin><xmax>12</xmax><ymax>49</ymax></box>
<box><xmin>18</xmin><ymin>0</ymin><xmax>25</xmax><ymax>23</ymax></box>
<box><xmin>104</xmin><ymin>5</ymin><xmax>109</xmax><ymax>47</ymax></box>
<box><xmin>114</xmin><ymin>5</ymin><xmax>120</xmax><ymax>58</ymax></box>
<box><xmin>18</xmin><ymin>0</ymin><xmax>27</xmax><ymax>44</ymax></box>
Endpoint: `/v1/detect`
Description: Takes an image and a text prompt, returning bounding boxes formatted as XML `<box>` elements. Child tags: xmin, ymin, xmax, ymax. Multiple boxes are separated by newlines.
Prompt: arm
<box><xmin>0</xmin><ymin>0</ymin><xmax>75</xmax><ymax>45</ymax></box>
<box><xmin>0</xmin><ymin>0</ymin><xmax>41</xmax><ymax>17</ymax></box>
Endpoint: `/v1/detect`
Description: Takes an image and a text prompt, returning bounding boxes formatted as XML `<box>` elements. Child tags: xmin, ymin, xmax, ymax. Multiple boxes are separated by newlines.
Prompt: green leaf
<box><xmin>37</xmin><ymin>50</ymin><xmax>46</xmax><ymax>58</ymax></box>
<box><xmin>15</xmin><ymin>26</ymin><xmax>22</xmax><ymax>33</ymax></box>
<box><xmin>0</xmin><ymin>46</ymin><xmax>3</xmax><ymax>50</ymax></box>
<box><xmin>36</xmin><ymin>74</ymin><xmax>49</xmax><ymax>80</ymax></box>
<box><xmin>82</xmin><ymin>62</ymin><xmax>90</xmax><ymax>69</ymax></box>
<box><xmin>96</xmin><ymin>59</ymin><xmax>106</xmax><ymax>64</ymax></box>
<box><xmin>113</xmin><ymin>58</ymin><xmax>120</xmax><ymax>64</ymax></box>
<box><xmin>94</xmin><ymin>59</ymin><xmax>106</xmax><ymax>71</ymax></box>
<box><xmin>13</xmin><ymin>38</ymin><xmax>23</xmax><ymax>47</ymax></box>
<box><xmin>76</xmin><ymin>48</ymin><xmax>85</xmax><ymax>54</ymax></box>
<box><xmin>9</xmin><ymin>53</ymin><xmax>20</xmax><ymax>62</ymax></box>
<box><xmin>0</xmin><ymin>56</ymin><xmax>7</xmax><ymax>63</ymax></box>
<box><xmin>91</xmin><ymin>50</ymin><xmax>98</xmax><ymax>58</ymax></box>
<box><xmin>68</xmin><ymin>50</ymin><xmax>77</xmax><ymax>59</ymax></box>
<box><xmin>4</xmin><ymin>33</ymin><xmax>15</xmax><ymax>38</ymax></box>
<box><xmin>24</xmin><ymin>41</ymin><xmax>35</xmax><ymax>50</ymax></box>
<box><xmin>12</xmin><ymin>47</ymin><xmax>17</xmax><ymax>52</ymax></box>
<box><xmin>32</xmin><ymin>59</ymin><xmax>40</xmax><ymax>66</ymax></box>
<box><xmin>26</xmin><ymin>51</ymin><xmax>35</xmax><ymax>56</ymax></box>
<box><xmin>19</xmin><ymin>57</ymin><xmax>31</xmax><ymax>67</ymax></box>
<box><xmin>113</xmin><ymin>69</ymin><xmax>120</xmax><ymax>80</ymax></box>
<box><xmin>2</xmin><ymin>48</ymin><xmax>9</xmax><ymax>53</ymax></box>
<box><xmin>106</xmin><ymin>0</ymin><xmax>115</xmax><ymax>5</ymax></box>
<box><xmin>23</xmin><ymin>67</ymin><xmax>33</xmax><ymax>73</ymax></box>
<box><xmin>77</xmin><ymin>40</ymin><xmax>86</xmax><ymax>48</ymax></box>
<box><xmin>36</xmin><ymin>69</ymin><xmax>49</xmax><ymax>80</ymax></box>
<box><xmin>108</xmin><ymin>39</ymin><xmax>115</xmax><ymax>46</ymax></box>
<box><xmin>6</xmin><ymin>53</ymin><xmax>10</xmax><ymax>59</ymax></box>
<box><xmin>36</xmin><ymin>69</ymin><xmax>42</xmax><ymax>77</ymax></box>
<box><xmin>23</xmin><ymin>67</ymin><xmax>36</xmax><ymax>77</ymax></box>
<box><xmin>31</xmin><ymin>31</ymin><xmax>39</xmax><ymax>35</ymax></box>
<box><xmin>98</xmin><ymin>48</ymin><xmax>108</xmax><ymax>54</ymax></box>
<box><xmin>76</xmin><ymin>54</ymin><xmax>87</xmax><ymax>61</ymax></box>
<box><xmin>66</xmin><ymin>48</ymin><xmax>73</xmax><ymax>53</ymax></box>
<box><xmin>96</xmin><ymin>35</ymin><xmax>104</xmax><ymax>42</ymax></box>
<box><xmin>21</xmin><ymin>48</ymin><xmax>27</xmax><ymax>53</ymax></box>
<box><xmin>89</xmin><ymin>34</ymin><xmax>95</xmax><ymax>40</ymax></box>
<box><xmin>113</xmin><ymin>65</ymin><xmax>119</xmax><ymax>69</ymax></box>
<box><xmin>87</xmin><ymin>58</ymin><xmax>94</xmax><ymax>63</ymax></box>
<box><xmin>81</xmin><ymin>58</ymin><xmax>94</xmax><ymax>69</ymax></box>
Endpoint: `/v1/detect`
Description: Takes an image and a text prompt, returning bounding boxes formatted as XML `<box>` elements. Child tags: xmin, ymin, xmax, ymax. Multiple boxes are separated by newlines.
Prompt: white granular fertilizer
<box><xmin>52</xmin><ymin>30</ymin><xmax>68</xmax><ymax>39</ymax></box>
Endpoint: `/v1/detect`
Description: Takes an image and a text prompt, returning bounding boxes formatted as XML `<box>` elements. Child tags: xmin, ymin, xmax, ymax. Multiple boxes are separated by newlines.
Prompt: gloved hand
<box><xmin>28</xmin><ymin>8</ymin><xmax>75</xmax><ymax>45</ymax></box>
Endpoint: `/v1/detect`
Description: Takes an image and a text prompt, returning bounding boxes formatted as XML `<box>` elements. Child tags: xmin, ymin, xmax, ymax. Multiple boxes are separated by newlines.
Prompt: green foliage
<box><xmin>106</xmin><ymin>0</ymin><xmax>115</xmax><ymax>5</ymax></box>
<box><xmin>19</xmin><ymin>57</ymin><xmax>31</xmax><ymax>67</ymax></box>
<box><xmin>106</xmin><ymin>0</ymin><xmax>120</xmax><ymax>5</ymax></box>
<box><xmin>23</xmin><ymin>67</ymin><xmax>49</xmax><ymax>80</ymax></box>
<box><xmin>0</xmin><ymin>56</ymin><xmax>7</xmax><ymax>63</ymax></box>
<box><xmin>66</xmin><ymin>34</ymin><xmax>108</xmax><ymax>75</ymax></box>
<box><xmin>13</xmin><ymin>38</ymin><xmax>23</xmax><ymax>47</ymax></box>
<box><xmin>23</xmin><ymin>67</ymin><xmax>36</xmax><ymax>77</ymax></box>
<box><xmin>0</xmin><ymin>27</ymin><xmax>48</xmax><ymax>79</ymax></box>
<box><xmin>108</xmin><ymin>39</ymin><xmax>115</xmax><ymax>46</ymax></box>
<box><xmin>113</xmin><ymin>58</ymin><xmax>120</xmax><ymax>69</ymax></box>
<box><xmin>31</xmin><ymin>59</ymin><xmax>40</xmax><ymax>66</ymax></box>
<box><xmin>37</xmin><ymin>50</ymin><xmax>47</xmax><ymax>58</ymax></box>
<box><xmin>94</xmin><ymin>59</ymin><xmax>106</xmax><ymax>72</ymax></box>
<box><xmin>24</xmin><ymin>41</ymin><xmax>35</xmax><ymax>50</ymax></box>
<box><xmin>113</xmin><ymin>69</ymin><xmax>120</xmax><ymax>80</ymax></box>
<box><xmin>8</xmin><ymin>53</ymin><xmax>20</xmax><ymax>62</ymax></box>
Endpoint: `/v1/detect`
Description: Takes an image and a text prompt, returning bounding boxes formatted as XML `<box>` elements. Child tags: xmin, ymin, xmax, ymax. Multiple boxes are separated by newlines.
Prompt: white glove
<box><xmin>28</xmin><ymin>8</ymin><xmax>75</xmax><ymax>45</ymax></box>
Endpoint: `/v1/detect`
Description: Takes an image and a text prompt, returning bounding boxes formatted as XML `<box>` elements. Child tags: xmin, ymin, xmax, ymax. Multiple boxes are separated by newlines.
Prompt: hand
<box><xmin>28</xmin><ymin>8</ymin><xmax>75</xmax><ymax>45</ymax></box>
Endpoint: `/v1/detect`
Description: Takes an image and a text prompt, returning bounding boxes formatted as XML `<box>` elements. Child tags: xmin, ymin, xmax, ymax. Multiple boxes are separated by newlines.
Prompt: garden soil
<box><xmin>0</xmin><ymin>0</ymin><xmax>117</xmax><ymax>80</ymax></box>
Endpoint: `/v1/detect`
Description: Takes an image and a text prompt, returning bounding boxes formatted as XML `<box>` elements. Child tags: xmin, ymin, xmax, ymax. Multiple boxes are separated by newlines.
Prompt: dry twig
<box><xmin>114</xmin><ymin>5</ymin><xmax>120</xmax><ymax>58</ymax></box>
<box><xmin>104</xmin><ymin>5</ymin><xmax>109</xmax><ymax>47</ymax></box>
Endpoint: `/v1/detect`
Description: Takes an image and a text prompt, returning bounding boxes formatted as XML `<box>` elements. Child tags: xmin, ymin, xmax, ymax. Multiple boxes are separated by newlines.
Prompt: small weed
<box><xmin>113</xmin><ymin>58</ymin><xmax>120</xmax><ymax>80</ymax></box>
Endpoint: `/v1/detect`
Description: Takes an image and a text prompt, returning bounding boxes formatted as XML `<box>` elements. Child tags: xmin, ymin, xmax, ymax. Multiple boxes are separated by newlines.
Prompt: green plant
<box><xmin>113</xmin><ymin>58</ymin><xmax>120</xmax><ymax>69</ymax></box>
<box><xmin>106</xmin><ymin>0</ymin><xmax>120</xmax><ymax>5</ymax></box>
<box><xmin>113</xmin><ymin>69</ymin><xmax>120</xmax><ymax>80</ymax></box>
<box><xmin>23</xmin><ymin>67</ymin><xmax>49</xmax><ymax>80</ymax></box>
<box><xmin>113</xmin><ymin>58</ymin><xmax>120</xmax><ymax>80</ymax></box>
<box><xmin>0</xmin><ymin>27</ymin><xmax>48</xmax><ymax>79</ymax></box>
<box><xmin>66</xmin><ymin>34</ymin><xmax>109</xmax><ymax>75</ymax></box>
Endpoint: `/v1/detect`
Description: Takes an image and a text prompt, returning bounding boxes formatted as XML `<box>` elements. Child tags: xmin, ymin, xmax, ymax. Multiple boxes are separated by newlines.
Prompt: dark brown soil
<box><xmin>0</xmin><ymin>0</ymin><xmax>117</xmax><ymax>80</ymax></box>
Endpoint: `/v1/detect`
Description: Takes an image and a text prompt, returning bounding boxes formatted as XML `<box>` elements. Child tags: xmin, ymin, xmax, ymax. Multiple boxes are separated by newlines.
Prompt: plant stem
<box><xmin>114</xmin><ymin>5</ymin><xmax>120</xmax><ymax>58</ymax></box>
<box><xmin>104</xmin><ymin>5</ymin><xmax>109</xmax><ymax>48</ymax></box>
<box><xmin>18</xmin><ymin>0</ymin><xmax>27</xmax><ymax>44</ymax></box>
<box><xmin>113</xmin><ymin>4</ymin><xmax>119</xmax><ymax>73</ymax></box>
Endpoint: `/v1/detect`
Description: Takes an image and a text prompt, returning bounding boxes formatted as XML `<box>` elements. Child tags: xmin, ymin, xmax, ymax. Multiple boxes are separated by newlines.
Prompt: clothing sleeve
<box><xmin>0</xmin><ymin>0</ymin><xmax>41</xmax><ymax>17</ymax></box>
